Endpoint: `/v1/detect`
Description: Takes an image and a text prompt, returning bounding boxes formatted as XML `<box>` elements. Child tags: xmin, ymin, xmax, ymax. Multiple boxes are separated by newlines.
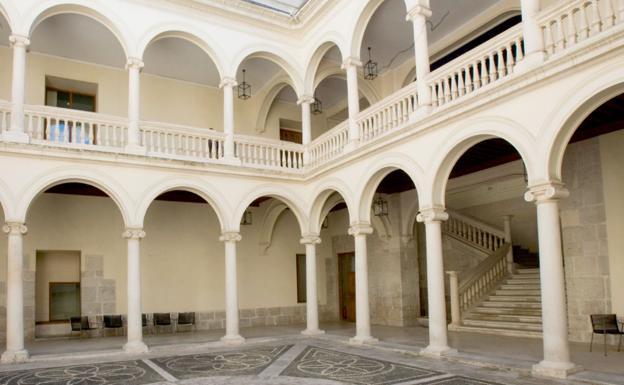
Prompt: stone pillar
<box><xmin>348</xmin><ymin>222</ymin><xmax>377</xmax><ymax>344</ymax></box>
<box><xmin>341</xmin><ymin>57</ymin><xmax>362</xmax><ymax>148</ymax></box>
<box><xmin>406</xmin><ymin>5</ymin><xmax>432</xmax><ymax>112</ymax></box>
<box><xmin>298</xmin><ymin>95</ymin><xmax>314</xmax><ymax>165</ymax></box>
<box><xmin>525</xmin><ymin>183</ymin><xmax>579</xmax><ymax>378</ymax></box>
<box><xmin>1</xmin><ymin>222</ymin><xmax>29</xmax><ymax>363</ymax></box>
<box><xmin>446</xmin><ymin>271</ymin><xmax>460</xmax><ymax>327</ymax></box>
<box><xmin>3</xmin><ymin>35</ymin><xmax>30</xmax><ymax>143</ymax></box>
<box><xmin>301</xmin><ymin>234</ymin><xmax>324</xmax><ymax>335</ymax></box>
<box><xmin>126</xmin><ymin>58</ymin><xmax>145</xmax><ymax>154</ymax></box>
<box><xmin>502</xmin><ymin>215</ymin><xmax>515</xmax><ymax>273</ymax></box>
<box><xmin>123</xmin><ymin>228</ymin><xmax>148</xmax><ymax>353</ymax></box>
<box><xmin>417</xmin><ymin>208</ymin><xmax>455</xmax><ymax>356</ymax></box>
<box><xmin>519</xmin><ymin>0</ymin><xmax>545</xmax><ymax>69</ymax></box>
<box><xmin>220</xmin><ymin>231</ymin><xmax>245</xmax><ymax>344</ymax></box>
<box><xmin>219</xmin><ymin>78</ymin><xmax>240</xmax><ymax>165</ymax></box>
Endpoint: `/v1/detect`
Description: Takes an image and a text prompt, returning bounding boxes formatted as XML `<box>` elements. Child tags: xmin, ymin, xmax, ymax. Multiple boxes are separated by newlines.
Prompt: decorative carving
<box><xmin>416</xmin><ymin>207</ymin><xmax>448</xmax><ymax>223</ymax></box>
<box><xmin>9</xmin><ymin>35</ymin><xmax>30</xmax><ymax>48</ymax></box>
<box><xmin>219</xmin><ymin>77</ymin><xmax>238</xmax><ymax>89</ymax></box>
<box><xmin>2</xmin><ymin>222</ymin><xmax>27</xmax><ymax>235</ymax></box>
<box><xmin>123</xmin><ymin>228</ymin><xmax>146</xmax><ymax>240</ymax></box>
<box><xmin>348</xmin><ymin>223</ymin><xmax>373</xmax><ymax>236</ymax></box>
<box><xmin>300</xmin><ymin>234</ymin><xmax>321</xmax><ymax>245</ymax></box>
<box><xmin>297</xmin><ymin>95</ymin><xmax>315</xmax><ymax>105</ymax></box>
<box><xmin>524</xmin><ymin>182</ymin><xmax>569</xmax><ymax>203</ymax></box>
<box><xmin>220</xmin><ymin>231</ymin><xmax>242</xmax><ymax>242</ymax></box>
<box><xmin>341</xmin><ymin>57</ymin><xmax>363</xmax><ymax>70</ymax></box>
<box><xmin>126</xmin><ymin>57</ymin><xmax>145</xmax><ymax>71</ymax></box>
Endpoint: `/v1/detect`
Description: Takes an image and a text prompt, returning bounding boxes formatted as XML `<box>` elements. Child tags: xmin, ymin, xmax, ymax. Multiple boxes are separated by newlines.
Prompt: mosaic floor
<box><xmin>0</xmin><ymin>341</ymin><xmax>583</xmax><ymax>385</ymax></box>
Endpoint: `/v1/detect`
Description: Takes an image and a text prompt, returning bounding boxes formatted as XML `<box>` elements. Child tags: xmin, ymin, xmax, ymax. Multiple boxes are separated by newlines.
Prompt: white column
<box><xmin>301</xmin><ymin>234</ymin><xmax>324</xmax><ymax>335</ymax></box>
<box><xmin>220</xmin><ymin>231</ymin><xmax>245</xmax><ymax>344</ymax></box>
<box><xmin>298</xmin><ymin>95</ymin><xmax>314</xmax><ymax>165</ymax></box>
<box><xmin>219</xmin><ymin>78</ymin><xmax>240</xmax><ymax>165</ymax></box>
<box><xmin>123</xmin><ymin>228</ymin><xmax>148</xmax><ymax>354</ymax></box>
<box><xmin>126</xmin><ymin>58</ymin><xmax>145</xmax><ymax>154</ymax></box>
<box><xmin>3</xmin><ymin>35</ymin><xmax>30</xmax><ymax>143</ymax></box>
<box><xmin>417</xmin><ymin>208</ymin><xmax>455</xmax><ymax>357</ymax></box>
<box><xmin>341</xmin><ymin>57</ymin><xmax>362</xmax><ymax>149</ymax></box>
<box><xmin>1</xmin><ymin>222</ymin><xmax>29</xmax><ymax>363</ymax></box>
<box><xmin>446</xmin><ymin>271</ymin><xmax>460</xmax><ymax>327</ymax></box>
<box><xmin>503</xmin><ymin>215</ymin><xmax>515</xmax><ymax>273</ymax></box>
<box><xmin>519</xmin><ymin>0</ymin><xmax>545</xmax><ymax>69</ymax></box>
<box><xmin>347</xmin><ymin>223</ymin><xmax>377</xmax><ymax>344</ymax></box>
<box><xmin>407</xmin><ymin>6</ymin><xmax>432</xmax><ymax>112</ymax></box>
<box><xmin>525</xmin><ymin>183</ymin><xmax>579</xmax><ymax>378</ymax></box>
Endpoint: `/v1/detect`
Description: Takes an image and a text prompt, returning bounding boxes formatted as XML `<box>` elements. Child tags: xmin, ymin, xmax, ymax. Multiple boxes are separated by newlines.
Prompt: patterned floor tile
<box><xmin>418</xmin><ymin>376</ymin><xmax>506</xmax><ymax>385</ymax></box>
<box><xmin>150</xmin><ymin>344</ymin><xmax>291</xmax><ymax>380</ymax></box>
<box><xmin>0</xmin><ymin>360</ymin><xmax>163</xmax><ymax>385</ymax></box>
<box><xmin>280</xmin><ymin>345</ymin><xmax>441</xmax><ymax>385</ymax></box>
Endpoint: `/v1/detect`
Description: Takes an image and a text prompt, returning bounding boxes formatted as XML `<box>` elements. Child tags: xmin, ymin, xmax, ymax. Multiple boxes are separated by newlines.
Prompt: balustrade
<box><xmin>307</xmin><ymin>121</ymin><xmax>349</xmax><ymax>168</ymax></box>
<box><xmin>141</xmin><ymin>121</ymin><xmax>225</xmax><ymax>161</ymax></box>
<box><xmin>235</xmin><ymin>135</ymin><xmax>304</xmax><ymax>170</ymax></box>
<box><xmin>442</xmin><ymin>210</ymin><xmax>506</xmax><ymax>252</ymax></box>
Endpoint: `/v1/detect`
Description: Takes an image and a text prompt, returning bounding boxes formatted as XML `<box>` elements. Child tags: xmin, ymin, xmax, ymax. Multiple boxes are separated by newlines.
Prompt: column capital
<box><xmin>123</xmin><ymin>228</ymin><xmax>145</xmax><ymax>240</ymax></box>
<box><xmin>3</xmin><ymin>222</ymin><xmax>27</xmax><ymax>235</ymax></box>
<box><xmin>417</xmin><ymin>207</ymin><xmax>448</xmax><ymax>223</ymax></box>
<box><xmin>348</xmin><ymin>222</ymin><xmax>373</xmax><ymax>236</ymax></box>
<box><xmin>9</xmin><ymin>35</ymin><xmax>30</xmax><ymax>48</ymax></box>
<box><xmin>297</xmin><ymin>95</ymin><xmax>315</xmax><ymax>105</ymax></box>
<box><xmin>524</xmin><ymin>182</ymin><xmax>569</xmax><ymax>203</ymax></box>
<box><xmin>126</xmin><ymin>57</ymin><xmax>144</xmax><ymax>71</ymax></box>
<box><xmin>300</xmin><ymin>234</ymin><xmax>321</xmax><ymax>245</ymax></box>
<box><xmin>406</xmin><ymin>5</ymin><xmax>432</xmax><ymax>21</ymax></box>
<box><xmin>341</xmin><ymin>57</ymin><xmax>362</xmax><ymax>70</ymax></box>
<box><xmin>219</xmin><ymin>77</ymin><xmax>238</xmax><ymax>89</ymax></box>
<box><xmin>220</xmin><ymin>231</ymin><xmax>242</xmax><ymax>242</ymax></box>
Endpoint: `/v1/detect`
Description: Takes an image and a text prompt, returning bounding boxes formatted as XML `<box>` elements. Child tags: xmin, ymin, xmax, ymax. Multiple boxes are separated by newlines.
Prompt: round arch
<box><xmin>355</xmin><ymin>152</ymin><xmax>425</xmax><ymax>223</ymax></box>
<box><xmin>427</xmin><ymin>117</ymin><xmax>536</xmax><ymax>208</ymax></box>
<box><xmin>134</xmin><ymin>178</ymin><xmax>231</xmax><ymax>230</ymax></box>
<box><xmin>16</xmin><ymin>168</ymin><xmax>134</xmax><ymax>227</ymax></box>
<box><xmin>347</xmin><ymin>0</ymin><xmax>387</xmax><ymax>58</ymax></box>
<box><xmin>0</xmin><ymin>0</ymin><xmax>17</xmax><ymax>34</ymax></box>
<box><xmin>314</xmin><ymin>66</ymin><xmax>380</xmax><ymax>105</ymax></box>
<box><xmin>0</xmin><ymin>177</ymin><xmax>16</xmax><ymax>221</ymax></box>
<box><xmin>136</xmin><ymin>25</ymin><xmax>227</xmax><ymax>79</ymax></box>
<box><xmin>303</xmin><ymin>38</ymin><xmax>346</xmax><ymax>95</ymax></box>
<box><xmin>230</xmin><ymin>46</ymin><xmax>304</xmax><ymax>97</ymax></box>
<box><xmin>307</xmin><ymin>178</ymin><xmax>356</xmax><ymax>234</ymax></box>
<box><xmin>540</xmin><ymin>62</ymin><xmax>624</xmax><ymax>182</ymax></box>
<box><xmin>22</xmin><ymin>0</ymin><xmax>132</xmax><ymax>58</ymax></box>
<box><xmin>254</xmin><ymin>76</ymin><xmax>298</xmax><ymax>134</ymax></box>
<box><xmin>233</xmin><ymin>185</ymin><xmax>307</xmax><ymax>234</ymax></box>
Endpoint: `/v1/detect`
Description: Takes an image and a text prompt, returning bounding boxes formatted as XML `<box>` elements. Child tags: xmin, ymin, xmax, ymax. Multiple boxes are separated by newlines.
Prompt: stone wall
<box><xmin>81</xmin><ymin>255</ymin><xmax>117</xmax><ymax>318</ymax></box>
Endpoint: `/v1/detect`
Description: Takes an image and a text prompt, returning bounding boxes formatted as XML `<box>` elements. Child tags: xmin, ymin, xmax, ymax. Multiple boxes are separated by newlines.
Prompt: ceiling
<box><xmin>243</xmin><ymin>0</ymin><xmax>309</xmax><ymax>15</ymax></box>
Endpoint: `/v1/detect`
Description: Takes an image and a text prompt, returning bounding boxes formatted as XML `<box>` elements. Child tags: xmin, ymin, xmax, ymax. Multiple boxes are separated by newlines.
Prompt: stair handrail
<box><xmin>443</xmin><ymin>209</ymin><xmax>506</xmax><ymax>253</ymax></box>
<box><xmin>447</xmin><ymin>242</ymin><xmax>511</xmax><ymax>326</ymax></box>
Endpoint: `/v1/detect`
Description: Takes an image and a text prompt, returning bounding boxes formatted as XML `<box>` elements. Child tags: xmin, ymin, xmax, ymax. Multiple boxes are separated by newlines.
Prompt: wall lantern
<box><xmin>238</xmin><ymin>69</ymin><xmax>251</xmax><ymax>100</ymax></box>
<box><xmin>240</xmin><ymin>209</ymin><xmax>253</xmax><ymax>225</ymax></box>
<box><xmin>312</xmin><ymin>94</ymin><xmax>323</xmax><ymax>115</ymax></box>
<box><xmin>364</xmin><ymin>47</ymin><xmax>378</xmax><ymax>80</ymax></box>
<box><xmin>372</xmin><ymin>195</ymin><xmax>388</xmax><ymax>217</ymax></box>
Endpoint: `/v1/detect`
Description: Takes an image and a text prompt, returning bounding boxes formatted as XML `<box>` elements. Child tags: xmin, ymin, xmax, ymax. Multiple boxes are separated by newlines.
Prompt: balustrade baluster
<box><xmin>450</xmin><ymin>73</ymin><xmax>458</xmax><ymax>100</ymax></box>
<box><xmin>579</xmin><ymin>5</ymin><xmax>590</xmax><ymax>39</ymax></box>
<box><xmin>444</xmin><ymin>76</ymin><xmax>451</xmax><ymax>103</ymax></box>
<box><xmin>544</xmin><ymin>22</ymin><xmax>555</xmax><ymax>54</ymax></box>
<box><xmin>605</xmin><ymin>0</ymin><xmax>616</xmax><ymax>27</ymax></box>
<box><xmin>590</xmin><ymin>0</ymin><xmax>603</xmax><ymax>34</ymax></box>
<box><xmin>555</xmin><ymin>17</ymin><xmax>565</xmax><ymax>51</ymax></box>
<box><xmin>488</xmin><ymin>52</ymin><xmax>497</xmax><ymax>81</ymax></box>
<box><xmin>465</xmin><ymin>65</ymin><xmax>473</xmax><ymax>93</ymax></box>
<box><xmin>457</xmin><ymin>69</ymin><xmax>465</xmax><ymax>97</ymax></box>
<box><xmin>497</xmin><ymin>47</ymin><xmax>506</xmax><ymax>78</ymax></box>
<box><xmin>480</xmin><ymin>58</ymin><xmax>489</xmax><ymax>86</ymax></box>
<box><xmin>505</xmin><ymin>43</ymin><xmax>514</xmax><ymax>74</ymax></box>
<box><xmin>430</xmin><ymin>84</ymin><xmax>438</xmax><ymax>107</ymax></box>
<box><xmin>566</xmin><ymin>11</ymin><xmax>578</xmax><ymax>47</ymax></box>
<box><xmin>619</xmin><ymin>0</ymin><xmax>624</xmax><ymax>22</ymax></box>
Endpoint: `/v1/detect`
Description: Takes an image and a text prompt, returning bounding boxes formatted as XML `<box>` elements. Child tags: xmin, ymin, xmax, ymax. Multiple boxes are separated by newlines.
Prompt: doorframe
<box><xmin>337</xmin><ymin>251</ymin><xmax>355</xmax><ymax>321</ymax></box>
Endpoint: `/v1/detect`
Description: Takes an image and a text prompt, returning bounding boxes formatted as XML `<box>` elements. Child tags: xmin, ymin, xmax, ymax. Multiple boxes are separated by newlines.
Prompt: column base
<box><xmin>123</xmin><ymin>341</ymin><xmax>149</xmax><ymax>354</ymax></box>
<box><xmin>125</xmin><ymin>144</ymin><xmax>147</xmax><ymax>156</ymax></box>
<box><xmin>1</xmin><ymin>349</ymin><xmax>29</xmax><ymax>363</ymax></box>
<box><xmin>532</xmin><ymin>360</ymin><xmax>582</xmax><ymax>379</ymax></box>
<box><xmin>420</xmin><ymin>345</ymin><xmax>457</xmax><ymax>358</ymax></box>
<box><xmin>219</xmin><ymin>156</ymin><xmax>242</xmax><ymax>167</ymax></box>
<box><xmin>221</xmin><ymin>334</ymin><xmax>245</xmax><ymax>345</ymax></box>
<box><xmin>514</xmin><ymin>52</ymin><xmax>545</xmax><ymax>74</ymax></box>
<box><xmin>349</xmin><ymin>335</ymin><xmax>378</xmax><ymax>345</ymax></box>
<box><xmin>1</xmin><ymin>131</ymin><xmax>29</xmax><ymax>144</ymax></box>
<box><xmin>301</xmin><ymin>328</ymin><xmax>325</xmax><ymax>336</ymax></box>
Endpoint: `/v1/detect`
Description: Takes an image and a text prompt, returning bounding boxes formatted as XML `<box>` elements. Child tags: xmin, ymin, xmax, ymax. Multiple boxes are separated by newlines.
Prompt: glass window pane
<box><xmin>72</xmin><ymin>93</ymin><xmax>95</xmax><ymax>112</ymax></box>
<box><xmin>56</xmin><ymin>91</ymin><xmax>70</xmax><ymax>108</ymax></box>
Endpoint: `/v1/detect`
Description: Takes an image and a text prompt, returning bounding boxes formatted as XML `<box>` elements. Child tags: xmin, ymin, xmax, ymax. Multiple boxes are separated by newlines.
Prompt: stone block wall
<box><xmin>81</xmin><ymin>255</ymin><xmax>117</xmax><ymax>317</ymax></box>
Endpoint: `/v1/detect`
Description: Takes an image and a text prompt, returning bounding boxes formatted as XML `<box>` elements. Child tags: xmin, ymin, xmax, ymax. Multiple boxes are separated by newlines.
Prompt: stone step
<box><xmin>488</xmin><ymin>295</ymin><xmax>541</xmax><ymax>302</ymax></box>
<box><xmin>494</xmin><ymin>289</ymin><xmax>541</xmax><ymax>296</ymax></box>
<box><xmin>504</xmin><ymin>278</ymin><xmax>540</xmax><ymax>285</ymax></box>
<box><xmin>462</xmin><ymin>319</ymin><xmax>543</xmax><ymax>331</ymax></box>
<box><xmin>516</xmin><ymin>268</ymin><xmax>540</xmax><ymax>274</ymax></box>
<box><xmin>481</xmin><ymin>301</ymin><xmax>542</xmax><ymax>309</ymax></box>
<box><xmin>451</xmin><ymin>325</ymin><xmax>542</xmax><ymax>339</ymax></box>
<box><xmin>465</xmin><ymin>313</ymin><xmax>542</xmax><ymax>323</ymax></box>
<box><xmin>473</xmin><ymin>306</ymin><xmax>542</xmax><ymax>316</ymax></box>
<box><xmin>499</xmin><ymin>284</ymin><xmax>541</xmax><ymax>291</ymax></box>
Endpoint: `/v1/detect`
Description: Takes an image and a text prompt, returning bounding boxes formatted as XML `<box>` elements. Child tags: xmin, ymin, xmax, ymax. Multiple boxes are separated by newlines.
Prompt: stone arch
<box><xmin>22</xmin><ymin>0</ymin><xmax>132</xmax><ymax>57</ymax></box>
<box><xmin>540</xmin><ymin>61</ymin><xmax>624</xmax><ymax>182</ymax></box>
<box><xmin>0</xmin><ymin>177</ymin><xmax>16</xmax><ymax>221</ymax></box>
<box><xmin>0</xmin><ymin>0</ymin><xmax>17</xmax><ymax>34</ymax></box>
<box><xmin>348</xmin><ymin>0</ymin><xmax>386</xmax><ymax>58</ymax></box>
<box><xmin>427</xmin><ymin>117</ymin><xmax>536</xmax><ymax>208</ymax></box>
<box><xmin>134</xmin><ymin>178</ymin><xmax>231</xmax><ymax>230</ymax></box>
<box><xmin>16</xmin><ymin>167</ymin><xmax>133</xmax><ymax>227</ymax></box>
<box><xmin>136</xmin><ymin>25</ymin><xmax>227</xmax><ymax>79</ymax></box>
<box><xmin>254</xmin><ymin>76</ymin><xmax>298</xmax><ymax>133</ymax></box>
<box><xmin>258</xmin><ymin>199</ymin><xmax>289</xmax><ymax>255</ymax></box>
<box><xmin>355</xmin><ymin>152</ymin><xmax>425</xmax><ymax>223</ymax></box>
<box><xmin>303</xmin><ymin>37</ymin><xmax>346</xmax><ymax>95</ymax></box>
<box><xmin>307</xmin><ymin>178</ymin><xmax>356</xmax><ymax>234</ymax></box>
<box><xmin>233</xmin><ymin>185</ymin><xmax>307</xmax><ymax>234</ymax></box>
<box><xmin>230</xmin><ymin>45</ymin><xmax>304</xmax><ymax>97</ymax></box>
<box><xmin>314</xmin><ymin>65</ymin><xmax>380</xmax><ymax>105</ymax></box>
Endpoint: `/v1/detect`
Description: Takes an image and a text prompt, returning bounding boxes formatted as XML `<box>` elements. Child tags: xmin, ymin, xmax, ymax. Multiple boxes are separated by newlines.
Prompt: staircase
<box><xmin>444</xmin><ymin>211</ymin><xmax>542</xmax><ymax>338</ymax></box>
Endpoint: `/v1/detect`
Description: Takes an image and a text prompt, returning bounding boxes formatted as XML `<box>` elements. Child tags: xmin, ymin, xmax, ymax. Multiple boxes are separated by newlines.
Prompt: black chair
<box><xmin>142</xmin><ymin>313</ymin><xmax>150</xmax><ymax>334</ymax></box>
<box><xmin>103</xmin><ymin>315</ymin><xmax>124</xmax><ymax>335</ymax></box>
<box><xmin>590</xmin><ymin>314</ymin><xmax>623</xmax><ymax>356</ymax></box>
<box><xmin>70</xmin><ymin>316</ymin><xmax>95</xmax><ymax>338</ymax></box>
<box><xmin>176</xmin><ymin>312</ymin><xmax>195</xmax><ymax>332</ymax></box>
<box><xmin>153</xmin><ymin>313</ymin><xmax>172</xmax><ymax>334</ymax></box>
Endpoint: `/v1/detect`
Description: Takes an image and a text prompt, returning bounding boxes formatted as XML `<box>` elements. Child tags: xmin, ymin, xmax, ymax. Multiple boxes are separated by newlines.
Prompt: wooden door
<box><xmin>338</xmin><ymin>252</ymin><xmax>356</xmax><ymax>322</ymax></box>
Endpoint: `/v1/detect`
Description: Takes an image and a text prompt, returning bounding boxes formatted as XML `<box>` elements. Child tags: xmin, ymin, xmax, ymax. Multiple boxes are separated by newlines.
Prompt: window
<box><xmin>49</xmin><ymin>282</ymin><xmax>81</xmax><ymax>321</ymax></box>
<box><xmin>296</xmin><ymin>254</ymin><xmax>306</xmax><ymax>303</ymax></box>
<box><xmin>279</xmin><ymin>118</ymin><xmax>302</xmax><ymax>144</ymax></box>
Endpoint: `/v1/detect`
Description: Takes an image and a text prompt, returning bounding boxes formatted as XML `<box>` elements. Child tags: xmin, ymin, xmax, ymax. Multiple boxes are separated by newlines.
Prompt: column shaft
<box><xmin>424</xmin><ymin>220</ymin><xmax>449</xmax><ymax>350</ymax></box>
<box><xmin>123</xmin><ymin>229</ymin><xmax>148</xmax><ymax>353</ymax></box>
<box><xmin>301</xmin><ymin>236</ymin><xmax>323</xmax><ymax>335</ymax></box>
<box><xmin>408</xmin><ymin>7</ymin><xmax>432</xmax><ymax>108</ymax></box>
<box><xmin>6</xmin><ymin>36</ymin><xmax>30</xmax><ymax>142</ymax></box>
<box><xmin>343</xmin><ymin>59</ymin><xmax>361</xmax><ymax>146</ymax></box>
<box><xmin>221</xmin><ymin>232</ymin><xmax>244</xmax><ymax>344</ymax></box>
<box><xmin>127</xmin><ymin>60</ymin><xmax>143</xmax><ymax>148</ymax></box>
<box><xmin>520</xmin><ymin>0</ymin><xmax>545</xmax><ymax>65</ymax></box>
<box><xmin>221</xmin><ymin>80</ymin><xmax>236</xmax><ymax>159</ymax></box>
<box><xmin>348</xmin><ymin>224</ymin><xmax>375</xmax><ymax>344</ymax></box>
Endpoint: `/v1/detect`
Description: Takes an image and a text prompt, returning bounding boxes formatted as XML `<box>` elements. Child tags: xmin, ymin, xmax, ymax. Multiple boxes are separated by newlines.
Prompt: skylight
<box><xmin>243</xmin><ymin>0</ymin><xmax>309</xmax><ymax>16</ymax></box>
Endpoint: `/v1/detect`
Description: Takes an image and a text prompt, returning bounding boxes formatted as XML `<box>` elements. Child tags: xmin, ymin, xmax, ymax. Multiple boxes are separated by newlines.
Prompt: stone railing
<box><xmin>442</xmin><ymin>210</ymin><xmax>506</xmax><ymax>253</ymax></box>
<box><xmin>235</xmin><ymin>134</ymin><xmax>305</xmax><ymax>170</ymax></box>
<box><xmin>358</xmin><ymin>82</ymin><xmax>418</xmax><ymax>144</ymax></box>
<box><xmin>428</xmin><ymin>25</ymin><xmax>524</xmax><ymax>109</ymax></box>
<box><xmin>141</xmin><ymin>121</ymin><xmax>225</xmax><ymax>162</ymax></box>
<box><xmin>307</xmin><ymin>120</ymin><xmax>349</xmax><ymax>168</ymax></box>
<box><xmin>0</xmin><ymin>100</ymin><xmax>10</xmax><ymax>132</ymax></box>
<box><xmin>447</xmin><ymin>243</ymin><xmax>511</xmax><ymax>326</ymax></box>
<box><xmin>24</xmin><ymin>105</ymin><xmax>128</xmax><ymax>149</ymax></box>
<box><xmin>539</xmin><ymin>0</ymin><xmax>624</xmax><ymax>58</ymax></box>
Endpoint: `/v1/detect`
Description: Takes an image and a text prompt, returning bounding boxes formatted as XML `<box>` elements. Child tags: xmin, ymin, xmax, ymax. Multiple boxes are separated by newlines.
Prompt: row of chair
<box><xmin>70</xmin><ymin>312</ymin><xmax>196</xmax><ymax>336</ymax></box>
